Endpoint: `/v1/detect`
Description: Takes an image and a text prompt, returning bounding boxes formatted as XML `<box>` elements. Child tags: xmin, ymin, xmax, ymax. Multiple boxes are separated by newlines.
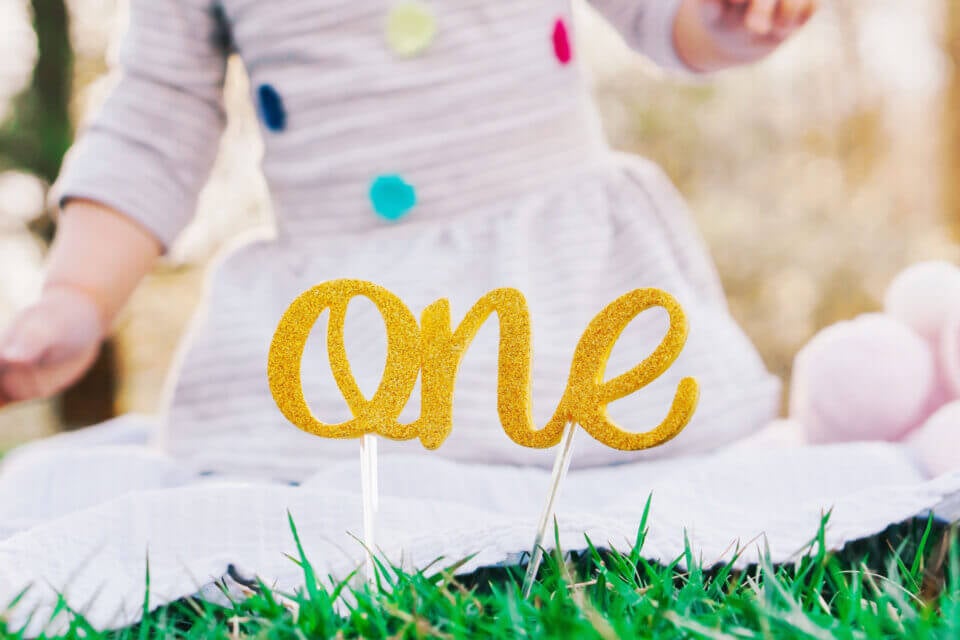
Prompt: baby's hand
<box><xmin>0</xmin><ymin>286</ymin><xmax>106</xmax><ymax>407</ymax></box>
<box><xmin>691</xmin><ymin>0</ymin><xmax>818</xmax><ymax>66</ymax></box>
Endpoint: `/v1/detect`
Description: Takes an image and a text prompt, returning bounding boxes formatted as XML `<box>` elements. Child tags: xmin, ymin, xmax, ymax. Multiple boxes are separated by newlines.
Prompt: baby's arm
<box><xmin>0</xmin><ymin>201</ymin><xmax>160</xmax><ymax>406</ymax></box>
<box><xmin>589</xmin><ymin>0</ymin><xmax>817</xmax><ymax>73</ymax></box>
<box><xmin>0</xmin><ymin>0</ymin><xmax>228</xmax><ymax>407</ymax></box>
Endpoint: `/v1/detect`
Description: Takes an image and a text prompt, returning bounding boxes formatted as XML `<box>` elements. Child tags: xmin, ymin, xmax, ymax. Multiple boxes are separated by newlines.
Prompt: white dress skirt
<box><xmin>5</xmin><ymin>0</ymin><xmax>956</xmax><ymax>633</ymax></box>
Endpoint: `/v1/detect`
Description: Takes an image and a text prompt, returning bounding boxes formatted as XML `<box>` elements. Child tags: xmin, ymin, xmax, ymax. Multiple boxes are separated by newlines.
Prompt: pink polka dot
<box><xmin>552</xmin><ymin>18</ymin><xmax>572</xmax><ymax>65</ymax></box>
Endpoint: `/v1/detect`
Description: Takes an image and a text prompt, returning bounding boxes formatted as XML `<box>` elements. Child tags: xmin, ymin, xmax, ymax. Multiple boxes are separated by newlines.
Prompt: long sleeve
<box><xmin>53</xmin><ymin>0</ymin><xmax>229</xmax><ymax>250</ymax></box>
<box><xmin>587</xmin><ymin>0</ymin><xmax>693</xmax><ymax>73</ymax></box>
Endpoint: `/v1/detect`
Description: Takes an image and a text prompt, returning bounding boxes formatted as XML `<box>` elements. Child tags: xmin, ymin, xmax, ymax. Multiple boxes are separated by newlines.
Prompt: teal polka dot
<box><xmin>369</xmin><ymin>174</ymin><xmax>417</xmax><ymax>221</ymax></box>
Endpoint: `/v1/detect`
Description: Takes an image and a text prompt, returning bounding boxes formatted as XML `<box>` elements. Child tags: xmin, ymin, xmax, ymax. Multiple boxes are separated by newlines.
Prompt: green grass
<box><xmin>2</xmin><ymin>505</ymin><xmax>957</xmax><ymax>639</ymax></box>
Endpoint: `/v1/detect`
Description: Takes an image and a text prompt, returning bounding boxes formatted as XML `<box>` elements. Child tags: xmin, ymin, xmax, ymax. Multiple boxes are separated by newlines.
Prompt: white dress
<box><xmin>0</xmin><ymin>0</ymin><xmax>955</xmax><ymax>633</ymax></box>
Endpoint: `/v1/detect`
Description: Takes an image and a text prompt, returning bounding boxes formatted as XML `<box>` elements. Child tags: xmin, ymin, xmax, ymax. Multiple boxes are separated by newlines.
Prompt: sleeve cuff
<box><xmin>635</xmin><ymin>0</ymin><xmax>704</xmax><ymax>78</ymax></box>
<box><xmin>52</xmin><ymin>128</ymin><xmax>195</xmax><ymax>252</ymax></box>
<box><xmin>588</xmin><ymin>0</ymin><xmax>707</xmax><ymax>79</ymax></box>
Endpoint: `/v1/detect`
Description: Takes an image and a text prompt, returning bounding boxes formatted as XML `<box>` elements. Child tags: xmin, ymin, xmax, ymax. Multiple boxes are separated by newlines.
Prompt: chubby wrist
<box><xmin>674</xmin><ymin>0</ymin><xmax>781</xmax><ymax>72</ymax></box>
<box><xmin>43</xmin><ymin>198</ymin><xmax>160</xmax><ymax>336</ymax></box>
<box><xmin>673</xmin><ymin>0</ymin><xmax>732</xmax><ymax>73</ymax></box>
<box><xmin>41</xmin><ymin>281</ymin><xmax>112</xmax><ymax>335</ymax></box>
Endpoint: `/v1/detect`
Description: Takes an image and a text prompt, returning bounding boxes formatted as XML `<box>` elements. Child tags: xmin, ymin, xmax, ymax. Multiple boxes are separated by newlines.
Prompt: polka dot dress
<box><xmin>55</xmin><ymin>0</ymin><xmax>779</xmax><ymax>478</ymax></box>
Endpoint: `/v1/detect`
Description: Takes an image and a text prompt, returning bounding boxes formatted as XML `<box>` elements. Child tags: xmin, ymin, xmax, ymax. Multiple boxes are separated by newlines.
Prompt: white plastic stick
<box><xmin>522</xmin><ymin>422</ymin><xmax>577</xmax><ymax>599</ymax></box>
<box><xmin>359</xmin><ymin>433</ymin><xmax>379</xmax><ymax>584</ymax></box>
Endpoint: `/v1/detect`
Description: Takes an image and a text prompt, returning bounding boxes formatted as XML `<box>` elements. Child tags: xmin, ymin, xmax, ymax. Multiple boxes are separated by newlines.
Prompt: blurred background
<box><xmin>0</xmin><ymin>0</ymin><xmax>957</xmax><ymax>446</ymax></box>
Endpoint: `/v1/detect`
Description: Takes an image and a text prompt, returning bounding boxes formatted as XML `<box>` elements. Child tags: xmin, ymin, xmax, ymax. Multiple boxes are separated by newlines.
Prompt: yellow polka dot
<box><xmin>386</xmin><ymin>1</ymin><xmax>437</xmax><ymax>57</ymax></box>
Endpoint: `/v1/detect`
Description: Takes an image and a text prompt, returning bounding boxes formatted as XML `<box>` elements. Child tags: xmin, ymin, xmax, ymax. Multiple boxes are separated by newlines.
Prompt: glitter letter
<box><xmin>553</xmin><ymin>288</ymin><xmax>699</xmax><ymax>451</ymax></box>
<box><xmin>415</xmin><ymin>289</ymin><xmax>566</xmax><ymax>449</ymax></box>
<box><xmin>268</xmin><ymin>279</ymin><xmax>421</xmax><ymax>440</ymax></box>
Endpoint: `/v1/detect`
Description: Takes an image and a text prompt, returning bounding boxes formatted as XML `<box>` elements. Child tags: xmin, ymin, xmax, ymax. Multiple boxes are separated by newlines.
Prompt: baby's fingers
<box><xmin>774</xmin><ymin>0</ymin><xmax>818</xmax><ymax>35</ymax></box>
<box><xmin>0</xmin><ymin>380</ymin><xmax>11</xmax><ymax>408</ymax></box>
<box><xmin>0</xmin><ymin>320</ymin><xmax>58</xmax><ymax>404</ymax></box>
<box><xmin>0</xmin><ymin>364</ymin><xmax>49</xmax><ymax>404</ymax></box>
<box><xmin>745</xmin><ymin>0</ymin><xmax>779</xmax><ymax>36</ymax></box>
<box><xmin>0</xmin><ymin>309</ymin><xmax>80</xmax><ymax>405</ymax></box>
<box><xmin>0</xmin><ymin>289</ymin><xmax>105</xmax><ymax>408</ymax></box>
<box><xmin>0</xmin><ymin>343</ymin><xmax>99</xmax><ymax>404</ymax></box>
<box><xmin>0</xmin><ymin>309</ymin><xmax>58</xmax><ymax>380</ymax></box>
<box><xmin>0</xmin><ymin>318</ymin><xmax>54</xmax><ymax>367</ymax></box>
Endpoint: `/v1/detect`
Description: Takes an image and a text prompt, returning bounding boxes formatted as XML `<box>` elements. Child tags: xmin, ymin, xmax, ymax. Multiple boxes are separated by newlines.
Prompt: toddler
<box><xmin>0</xmin><ymin>0</ymin><xmax>814</xmax><ymax>479</ymax></box>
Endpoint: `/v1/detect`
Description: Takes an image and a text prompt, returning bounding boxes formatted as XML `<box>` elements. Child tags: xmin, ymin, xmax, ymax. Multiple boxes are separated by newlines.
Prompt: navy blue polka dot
<box><xmin>257</xmin><ymin>84</ymin><xmax>286</xmax><ymax>132</ymax></box>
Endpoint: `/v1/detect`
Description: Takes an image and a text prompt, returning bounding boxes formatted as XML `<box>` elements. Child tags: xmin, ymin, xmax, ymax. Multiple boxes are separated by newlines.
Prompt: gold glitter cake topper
<box><xmin>268</xmin><ymin>279</ymin><xmax>699</xmax><ymax>451</ymax></box>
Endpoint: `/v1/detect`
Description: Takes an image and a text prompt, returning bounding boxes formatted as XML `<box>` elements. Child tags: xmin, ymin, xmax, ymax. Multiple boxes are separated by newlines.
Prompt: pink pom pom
<box><xmin>942</xmin><ymin>305</ymin><xmax>960</xmax><ymax>399</ymax></box>
<box><xmin>907</xmin><ymin>400</ymin><xmax>960</xmax><ymax>478</ymax></box>
<box><xmin>728</xmin><ymin>419</ymin><xmax>807</xmax><ymax>450</ymax></box>
<box><xmin>790</xmin><ymin>313</ymin><xmax>936</xmax><ymax>443</ymax></box>
<box><xmin>883</xmin><ymin>261</ymin><xmax>960</xmax><ymax>344</ymax></box>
